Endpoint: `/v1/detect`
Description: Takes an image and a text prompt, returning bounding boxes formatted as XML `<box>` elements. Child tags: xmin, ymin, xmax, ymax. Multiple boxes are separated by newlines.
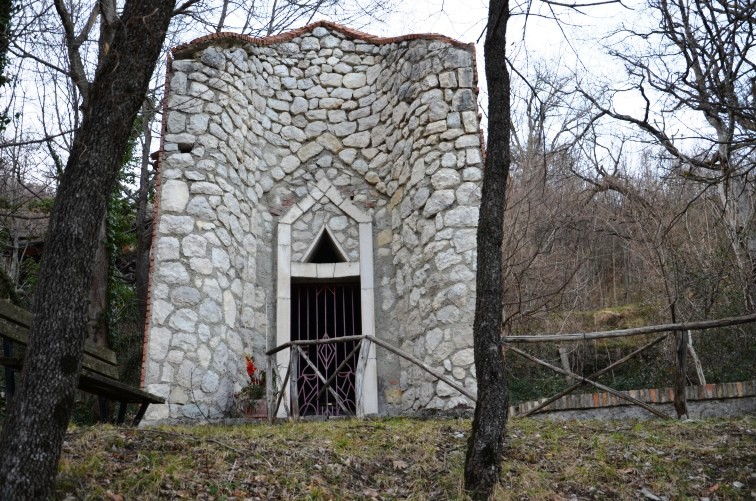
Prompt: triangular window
<box><xmin>303</xmin><ymin>226</ymin><xmax>348</xmax><ymax>263</ymax></box>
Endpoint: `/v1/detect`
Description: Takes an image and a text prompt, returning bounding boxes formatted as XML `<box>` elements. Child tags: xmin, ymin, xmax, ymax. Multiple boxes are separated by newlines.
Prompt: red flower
<box><xmin>245</xmin><ymin>354</ymin><xmax>257</xmax><ymax>379</ymax></box>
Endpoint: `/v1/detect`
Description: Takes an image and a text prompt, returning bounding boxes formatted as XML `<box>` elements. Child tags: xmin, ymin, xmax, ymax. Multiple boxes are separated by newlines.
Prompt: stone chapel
<box><xmin>141</xmin><ymin>21</ymin><xmax>483</xmax><ymax>422</ymax></box>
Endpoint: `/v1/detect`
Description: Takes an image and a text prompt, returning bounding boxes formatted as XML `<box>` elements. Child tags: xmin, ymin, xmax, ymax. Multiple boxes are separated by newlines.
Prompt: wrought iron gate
<box><xmin>291</xmin><ymin>283</ymin><xmax>362</xmax><ymax>416</ymax></box>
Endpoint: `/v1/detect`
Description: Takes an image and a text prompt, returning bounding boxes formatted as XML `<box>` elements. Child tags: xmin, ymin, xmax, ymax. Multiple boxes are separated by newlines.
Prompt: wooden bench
<box><xmin>0</xmin><ymin>299</ymin><xmax>164</xmax><ymax>426</ymax></box>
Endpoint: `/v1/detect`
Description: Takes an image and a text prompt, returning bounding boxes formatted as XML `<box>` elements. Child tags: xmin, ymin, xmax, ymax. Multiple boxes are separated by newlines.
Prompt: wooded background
<box><xmin>0</xmin><ymin>0</ymin><xmax>753</xmax><ymax>498</ymax></box>
<box><xmin>0</xmin><ymin>0</ymin><xmax>753</xmax><ymax>414</ymax></box>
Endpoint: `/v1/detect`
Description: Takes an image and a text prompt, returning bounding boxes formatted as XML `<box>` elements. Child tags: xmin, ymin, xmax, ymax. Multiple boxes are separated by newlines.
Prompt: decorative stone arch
<box><xmin>275</xmin><ymin>177</ymin><xmax>378</xmax><ymax>417</ymax></box>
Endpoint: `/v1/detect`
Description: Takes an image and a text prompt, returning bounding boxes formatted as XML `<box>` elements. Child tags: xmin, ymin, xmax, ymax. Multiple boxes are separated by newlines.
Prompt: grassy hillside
<box><xmin>55</xmin><ymin>416</ymin><xmax>754</xmax><ymax>499</ymax></box>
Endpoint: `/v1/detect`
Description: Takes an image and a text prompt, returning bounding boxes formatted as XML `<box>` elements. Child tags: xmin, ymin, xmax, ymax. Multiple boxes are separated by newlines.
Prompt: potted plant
<box><xmin>235</xmin><ymin>354</ymin><xmax>267</xmax><ymax>418</ymax></box>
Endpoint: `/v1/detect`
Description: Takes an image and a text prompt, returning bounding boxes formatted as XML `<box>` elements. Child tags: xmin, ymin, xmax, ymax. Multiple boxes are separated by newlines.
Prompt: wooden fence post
<box><xmin>266</xmin><ymin>353</ymin><xmax>274</xmax><ymax>423</ymax></box>
<box><xmin>673</xmin><ymin>330</ymin><xmax>688</xmax><ymax>419</ymax></box>
<box><xmin>290</xmin><ymin>346</ymin><xmax>299</xmax><ymax>419</ymax></box>
<box><xmin>687</xmin><ymin>330</ymin><xmax>706</xmax><ymax>385</ymax></box>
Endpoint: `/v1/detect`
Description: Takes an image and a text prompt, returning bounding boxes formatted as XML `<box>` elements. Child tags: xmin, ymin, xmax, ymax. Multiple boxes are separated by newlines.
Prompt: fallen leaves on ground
<box><xmin>54</xmin><ymin>416</ymin><xmax>754</xmax><ymax>500</ymax></box>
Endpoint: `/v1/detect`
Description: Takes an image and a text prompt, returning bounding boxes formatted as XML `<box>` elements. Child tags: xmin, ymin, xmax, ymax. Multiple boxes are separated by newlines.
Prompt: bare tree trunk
<box><xmin>87</xmin><ymin>214</ymin><xmax>109</xmax><ymax>347</ymax></box>
<box><xmin>464</xmin><ymin>0</ymin><xmax>510</xmax><ymax>498</ymax></box>
<box><xmin>135</xmin><ymin>103</ymin><xmax>154</xmax><ymax>325</ymax></box>
<box><xmin>0</xmin><ymin>1</ymin><xmax>175</xmax><ymax>497</ymax></box>
<box><xmin>665</xmin><ymin>298</ymin><xmax>688</xmax><ymax>419</ymax></box>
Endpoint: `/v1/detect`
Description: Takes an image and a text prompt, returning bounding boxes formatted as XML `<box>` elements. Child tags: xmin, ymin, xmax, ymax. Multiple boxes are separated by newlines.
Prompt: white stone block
<box><xmin>165</xmin><ymin>152</ymin><xmax>194</xmax><ymax>168</ymax></box>
<box><xmin>223</xmin><ymin>290</ymin><xmax>237</xmax><ymax>327</ymax></box>
<box><xmin>451</xmin><ymin>349</ymin><xmax>475</xmax><ymax>367</ymax></box>
<box><xmin>422</xmin><ymin>190</ymin><xmax>455</xmax><ymax>217</ymax></box>
<box><xmin>176</xmin><ymin>359</ymin><xmax>198</xmax><ymax>388</ymax></box>
<box><xmin>436</xmin><ymin>305</ymin><xmax>460</xmax><ymax>324</ymax></box>
<box><xmin>320</xmin><ymin>72</ymin><xmax>343</xmax><ymax>87</ymax></box>
<box><xmin>197</xmin><ymin>345</ymin><xmax>212</xmax><ymax>368</ymax></box>
<box><xmin>201</xmin><ymin>371</ymin><xmax>220</xmax><ymax>393</ymax></box>
<box><xmin>328</xmin><ymin>215</ymin><xmax>348</xmax><ymax>231</ymax></box>
<box><xmin>455</xmin><ymin>134</ymin><xmax>480</xmax><ymax>148</ymax></box>
<box><xmin>435</xmin><ymin>248</ymin><xmax>462</xmax><ymax>271</ymax></box>
<box><xmin>436</xmin><ymin>380</ymin><xmax>456</xmax><ymax>397</ymax></box>
<box><xmin>167</xmin><ymin>112</ymin><xmax>186</xmax><ymax>133</ymax></box>
<box><xmin>142</xmin><ymin>403</ymin><xmax>169</xmax><ymax>423</ymax></box>
<box><xmin>156</xmin><ymin>237</ymin><xmax>180</xmax><ymax>261</ymax></box>
<box><xmin>190</xmin><ymin>181</ymin><xmax>224</xmax><ymax>195</ymax></box>
<box><xmin>158</xmin><ymin>215</ymin><xmax>195</xmax><ymax>235</ymax></box>
<box><xmin>425</xmin><ymin>328</ymin><xmax>443</xmax><ymax>352</ymax></box>
<box><xmin>343</xmin><ymin>130</ymin><xmax>371</xmax><ymax>148</ymax></box>
<box><xmin>171</xmin><ymin>286</ymin><xmax>201</xmax><ymax>307</ymax></box>
<box><xmin>316</xmin><ymin>263</ymin><xmax>335</xmax><ymax>278</ymax></box>
<box><xmin>431</xmin><ymin>168</ymin><xmax>461</xmax><ymax>190</ymax></box>
<box><xmin>200</xmin><ymin>299</ymin><xmax>222</xmax><ymax>323</ymax></box>
<box><xmin>358</xmin><ymin>223</ymin><xmax>373</xmax><ymax>276</ymax></box>
<box><xmin>334</xmin><ymin>262</ymin><xmax>360</xmax><ymax>278</ymax></box>
<box><xmin>444</xmin><ymin>207</ymin><xmax>479</xmax><ymax>227</ymax></box>
<box><xmin>170</xmin><ymin>308</ymin><xmax>198</xmax><ymax>332</ymax></box>
<box><xmin>432</xmin><ymin>341</ymin><xmax>454</xmax><ymax>363</ymax></box>
<box><xmin>280</xmin><ymin>204</ymin><xmax>303</xmax><ymax>224</ymax></box>
<box><xmin>291</xmin><ymin>262</ymin><xmax>317</xmax><ymax>277</ymax></box>
<box><xmin>181</xmin><ymin>234</ymin><xmax>207</xmax><ymax>257</ymax></box>
<box><xmin>158</xmin><ymin>262</ymin><xmax>189</xmax><ymax>284</ymax></box>
<box><xmin>297</xmin><ymin>141</ymin><xmax>324</xmax><ymax>161</ymax></box>
<box><xmin>317</xmin><ymin>133</ymin><xmax>342</xmax><ymax>153</ymax></box>
<box><xmin>343</xmin><ymin>73</ymin><xmax>367</xmax><ymax>89</ymax></box>
<box><xmin>188</xmin><ymin>113</ymin><xmax>209</xmax><ymax>135</ymax></box>
<box><xmin>190</xmin><ymin>257</ymin><xmax>213</xmax><ymax>274</ymax></box>
<box><xmin>148</xmin><ymin>327</ymin><xmax>172</xmax><ymax>361</ymax></box>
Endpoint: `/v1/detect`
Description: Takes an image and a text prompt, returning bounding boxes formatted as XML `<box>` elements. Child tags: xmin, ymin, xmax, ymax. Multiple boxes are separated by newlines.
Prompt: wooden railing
<box><xmin>501</xmin><ymin>312</ymin><xmax>756</xmax><ymax>419</ymax></box>
<box><xmin>261</xmin><ymin>312</ymin><xmax>755</xmax><ymax>422</ymax></box>
<box><xmin>265</xmin><ymin>334</ymin><xmax>477</xmax><ymax>422</ymax></box>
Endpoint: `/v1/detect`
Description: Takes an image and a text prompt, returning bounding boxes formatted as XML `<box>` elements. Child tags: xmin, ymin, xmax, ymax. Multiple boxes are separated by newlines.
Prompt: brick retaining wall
<box><xmin>510</xmin><ymin>380</ymin><xmax>756</xmax><ymax>418</ymax></box>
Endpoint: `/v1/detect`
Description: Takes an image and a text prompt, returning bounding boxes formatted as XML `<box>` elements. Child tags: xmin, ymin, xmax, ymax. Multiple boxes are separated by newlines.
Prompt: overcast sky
<box><xmin>376</xmin><ymin>0</ymin><xmax>640</xmax><ymax>94</ymax></box>
<box><xmin>354</xmin><ymin>0</ymin><xmax>654</xmax><ymax>142</ymax></box>
<box><xmin>2</xmin><ymin>0</ymin><xmax>671</xmax><ymax>182</ymax></box>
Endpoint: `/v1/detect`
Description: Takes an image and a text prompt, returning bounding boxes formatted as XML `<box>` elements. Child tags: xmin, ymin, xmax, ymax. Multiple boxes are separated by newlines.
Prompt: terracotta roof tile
<box><xmin>171</xmin><ymin>20</ymin><xmax>474</xmax><ymax>57</ymax></box>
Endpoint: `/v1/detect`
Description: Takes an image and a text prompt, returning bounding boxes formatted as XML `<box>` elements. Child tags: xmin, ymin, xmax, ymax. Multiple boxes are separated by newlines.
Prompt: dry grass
<box><xmin>55</xmin><ymin>416</ymin><xmax>755</xmax><ymax>500</ymax></box>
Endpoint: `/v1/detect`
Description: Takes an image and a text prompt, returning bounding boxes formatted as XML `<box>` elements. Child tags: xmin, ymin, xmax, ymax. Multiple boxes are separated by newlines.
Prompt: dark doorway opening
<box><xmin>291</xmin><ymin>282</ymin><xmax>361</xmax><ymax>416</ymax></box>
<box><xmin>306</xmin><ymin>229</ymin><xmax>347</xmax><ymax>263</ymax></box>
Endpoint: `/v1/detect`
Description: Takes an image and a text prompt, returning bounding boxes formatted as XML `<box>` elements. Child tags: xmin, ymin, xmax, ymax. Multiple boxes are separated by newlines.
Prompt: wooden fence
<box><xmin>501</xmin><ymin>312</ymin><xmax>756</xmax><ymax>419</ymax></box>
<box><xmin>261</xmin><ymin>312</ymin><xmax>756</xmax><ymax>421</ymax></box>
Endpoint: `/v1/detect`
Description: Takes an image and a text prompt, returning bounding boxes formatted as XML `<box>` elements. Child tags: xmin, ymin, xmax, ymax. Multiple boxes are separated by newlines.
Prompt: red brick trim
<box><xmin>171</xmin><ymin>20</ymin><xmax>474</xmax><ymax>57</ymax></box>
<box><xmin>140</xmin><ymin>50</ymin><xmax>173</xmax><ymax>390</ymax></box>
<box><xmin>510</xmin><ymin>380</ymin><xmax>756</xmax><ymax>417</ymax></box>
<box><xmin>467</xmin><ymin>46</ymin><xmax>487</xmax><ymax>169</ymax></box>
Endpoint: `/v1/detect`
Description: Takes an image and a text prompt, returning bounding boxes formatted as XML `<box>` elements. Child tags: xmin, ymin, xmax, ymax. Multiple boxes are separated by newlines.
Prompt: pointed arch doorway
<box><xmin>290</xmin><ymin>281</ymin><xmax>362</xmax><ymax>416</ymax></box>
<box><xmin>292</xmin><ymin>226</ymin><xmax>362</xmax><ymax>416</ymax></box>
<box><xmin>275</xmin><ymin>178</ymin><xmax>378</xmax><ymax>418</ymax></box>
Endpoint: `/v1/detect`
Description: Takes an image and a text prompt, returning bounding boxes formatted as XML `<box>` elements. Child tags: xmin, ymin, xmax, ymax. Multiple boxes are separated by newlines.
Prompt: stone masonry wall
<box><xmin>142</xmin><ymin>22</ymin><xmax>483</xmax><ymax>422</ymax></box>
